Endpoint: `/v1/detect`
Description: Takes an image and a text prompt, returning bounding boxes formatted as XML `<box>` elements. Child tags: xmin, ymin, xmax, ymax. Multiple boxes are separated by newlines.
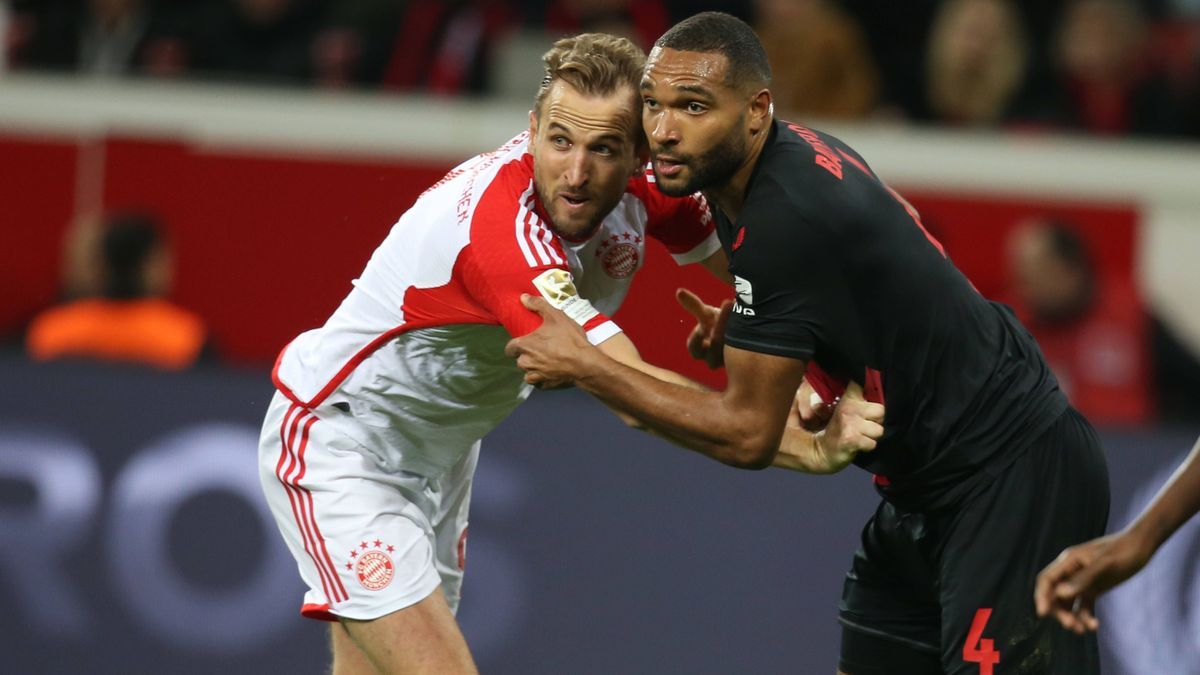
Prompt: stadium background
<box><xmin>2</xmin><ymin>1</ymin><xmax>1199</xmax><ymax>673</ymax></box>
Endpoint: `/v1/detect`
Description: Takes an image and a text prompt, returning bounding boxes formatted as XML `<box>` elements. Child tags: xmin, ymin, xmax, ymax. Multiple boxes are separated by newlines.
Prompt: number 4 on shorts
<box><xmin>963</xmin><ymin>608</ymin><xmax>1000</xmax><ymax>675</ymax></box>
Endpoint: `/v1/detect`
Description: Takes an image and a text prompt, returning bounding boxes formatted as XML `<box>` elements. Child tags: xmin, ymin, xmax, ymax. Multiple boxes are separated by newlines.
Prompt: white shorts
<box><xmin>257</xmin><ymin>391</ymin><xmax>475</xmax><ymax>621</ymax></box>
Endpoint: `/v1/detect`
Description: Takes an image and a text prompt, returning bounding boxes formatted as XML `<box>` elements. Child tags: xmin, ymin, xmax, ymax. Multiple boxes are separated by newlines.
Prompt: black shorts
<box><xmin>837</xmin><ymin>407</ymin><xmax>1110</xmax><ymax>675</ymax></box>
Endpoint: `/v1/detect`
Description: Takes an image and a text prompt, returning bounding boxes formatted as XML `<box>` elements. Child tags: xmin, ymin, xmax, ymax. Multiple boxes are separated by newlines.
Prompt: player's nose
<box><xmin>649</xmin><ymin>110</ymin><xmax>680</xmax><ymax>146</ymax></box>
<box><xmin>563</xmin><ymin>150</ymin><xmax>589</xmax><ymax>188</ymax></box>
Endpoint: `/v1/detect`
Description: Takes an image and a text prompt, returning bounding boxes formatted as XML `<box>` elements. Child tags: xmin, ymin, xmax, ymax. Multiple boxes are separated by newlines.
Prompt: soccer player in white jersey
<box><xmin>258</xmin><ymin>33</ymin><xmax>881</xmax><ymax>673</ymax></box>
<box><xmin>258</xmin><ymin>33</ymin><xmax>722</xmax><ymax>673</ymax></box>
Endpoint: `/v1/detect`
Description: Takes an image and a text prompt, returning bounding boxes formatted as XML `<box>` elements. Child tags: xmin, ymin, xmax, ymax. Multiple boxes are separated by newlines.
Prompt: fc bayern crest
<box><xmin>347</xmin><ymin>539</ymin><xmax>396</xmax><ymax>591</ymax></box>
<box><xmin>596</xmin><ymin>233</ymin><xmax>641</xmax><ymax>279</ymax></box>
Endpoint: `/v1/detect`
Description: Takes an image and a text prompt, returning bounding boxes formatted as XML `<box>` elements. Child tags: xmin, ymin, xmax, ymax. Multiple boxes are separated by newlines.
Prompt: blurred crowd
<box><xmin>4</xmin><ymin>0</ymin><xmax>1199</xmax><ymax>139</ymax></box>
<box><xmin>5</xmin><ymin>0</ymin><xmax>1200</xmax><ymax>426</ymax></box>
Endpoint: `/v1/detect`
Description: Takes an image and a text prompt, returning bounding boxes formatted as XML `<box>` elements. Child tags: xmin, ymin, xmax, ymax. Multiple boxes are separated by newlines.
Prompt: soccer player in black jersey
<box><xmin>507</xmin><ymin>11</ymin><xmax>1110</xmax><ymax>675</ymax></box>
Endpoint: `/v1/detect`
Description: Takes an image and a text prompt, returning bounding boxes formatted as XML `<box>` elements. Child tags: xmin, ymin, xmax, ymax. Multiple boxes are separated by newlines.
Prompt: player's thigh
<box><xmin>330</xmin><ymin>621</ymin><xmax>376</xmax><ymax>675</ymax></box>
<box><xmin>938</xmin><ymin>408</ymin><xmax>1109</xmax><ymax>675</ymax></box>
<box><xmin>338</xmin><ymin>587</ymin><xmax>477</xmax><ymax>675</ymax></box>
<box><xmin>838</xmin><ymin>501</ymin><xmax>942</xmax><ymax>675</ymax></box>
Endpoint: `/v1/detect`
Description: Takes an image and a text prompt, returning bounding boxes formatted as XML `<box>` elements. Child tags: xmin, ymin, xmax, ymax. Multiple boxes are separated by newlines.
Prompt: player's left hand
<box><xmin>505</xmin><ymin>294</ymin><xmax>594</xmax><ymax>387</ymax></box>
<box><xmin>676</xmin><ymin>288</ymin><xmax>732</xmax><ymax>369</ymax></box>
<box><xmin>1034</xmin><ymin>531</ymin><xmax>1153</xmax><ymax>634</ymax></box>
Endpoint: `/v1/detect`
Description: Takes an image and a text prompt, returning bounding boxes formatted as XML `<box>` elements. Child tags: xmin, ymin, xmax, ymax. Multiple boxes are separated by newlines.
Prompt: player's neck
<box><xmin>703</xmin><ymin>118</ymin><xmax>772</xmax><ymax>222</ymax></box>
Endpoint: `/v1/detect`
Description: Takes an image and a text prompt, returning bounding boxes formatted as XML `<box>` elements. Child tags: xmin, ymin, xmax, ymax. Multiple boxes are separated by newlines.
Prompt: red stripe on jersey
<box><xmin>525</xmin><ymin>202</ymin><xmax>552</xmax><ymax>266</ymax></box>
<box><xmin>524</xmin><ymin>191</ymin><xmax>564</xmax><ymax>266</ymax></box>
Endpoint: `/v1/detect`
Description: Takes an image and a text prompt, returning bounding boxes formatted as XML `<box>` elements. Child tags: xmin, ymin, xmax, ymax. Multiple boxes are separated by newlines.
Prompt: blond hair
<box><xmin>533</xmin><ymin>33</ymin><xmax>646</xmax><ymax>117</ymax></box>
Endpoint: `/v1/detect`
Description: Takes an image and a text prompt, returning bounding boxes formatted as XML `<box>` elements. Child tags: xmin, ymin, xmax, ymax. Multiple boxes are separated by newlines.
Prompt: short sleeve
<box><xmin>461</xmin><ymin>178</ymin><xmax>619</xmax><ymax>343</ymax></box>
<box><xmin>633</xmin><ymin>170</ymin><xmax>721</xmax><ymax>265</ymax></box>
<box><xmin>721</xmin><ymin>178</ymin><xmax>852</xmax><ymax>362</ymax></box>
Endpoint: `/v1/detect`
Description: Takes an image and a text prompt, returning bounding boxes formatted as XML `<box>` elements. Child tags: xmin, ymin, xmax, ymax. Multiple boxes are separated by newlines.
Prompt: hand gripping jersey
<box><xmin>272</xmin><ymin>131</ymin><xmax>718</xmax><ymax>477</ymax></box>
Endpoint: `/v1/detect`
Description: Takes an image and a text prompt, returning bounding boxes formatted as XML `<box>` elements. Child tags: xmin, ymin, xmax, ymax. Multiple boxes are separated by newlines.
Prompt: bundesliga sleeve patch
<box><xmin>532</xmin><ymin>269</ymin><xmax>601</xmax><ymax>327</ymax></box>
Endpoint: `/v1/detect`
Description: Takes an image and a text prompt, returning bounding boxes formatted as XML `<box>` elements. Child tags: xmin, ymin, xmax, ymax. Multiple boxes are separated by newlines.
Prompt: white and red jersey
<box><xmin>271</xmin><ymin>131</ymin><xmax>718</xmax><ymax>476</ymax></box>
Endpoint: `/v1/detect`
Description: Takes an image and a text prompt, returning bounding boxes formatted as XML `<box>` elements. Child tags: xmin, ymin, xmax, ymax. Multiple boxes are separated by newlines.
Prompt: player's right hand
<box><xmin>1034</xmin><ymin>532</ymin><xmax>1153</xmax><ymax>634</ymax></box>
<box><xmin>812</xmin><ymin>382</ymin><xmax>884</xmax><ymax>472</ymax></box>
<box><xmin>676</xmin><ymin>287</ymin><xmax>732</xmax><ymax>369</ymax></box>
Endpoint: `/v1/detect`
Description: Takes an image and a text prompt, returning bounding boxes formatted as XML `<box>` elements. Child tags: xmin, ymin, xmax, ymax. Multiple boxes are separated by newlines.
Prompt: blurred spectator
<box><xmin>492</xmin><ymin>0</ymin><xmax>667</xmax><ymax>102</ymax></box>
<box><xmin>842</xmin><ymin>0</ymin><xmax>941</xmax><ymax>120</ymax></box>
<box><xmin>379</xmin><ymin>0</ymin><xmax>516</xmax><ymax>95</ymax></box>
<box><xmin>1043</xmin><ymin>0</ymin><xmax>1187</xmax><ymax>136</ymax></box>
<box><xmin>662</xmin><ymin>0</ymin><xmax>753</xmax><ymax>24</ymax></box>
<box><xmin>26</xmin><ymin>211</ymin><xmax>210</xmax><ymax>370</ymax></box>
<box><xmin>0</xmin><ymin>1</ymin><xmax>11</xmax><ymax>73</ymax></box>
<box><xmin>314</xmin><ymin>0</ymin><xmax>401</xmax><ymax>87</ymax></box>
<box><xmin>539</xmin><ymin>0</ymin><xmax>669</xmax><ymax>51</ymax></box>
<box><xmin>921</xmin><ymin>0</ymin><xmax>1032</xmax><ymax>126</ymax></box>
<box><xmin>11</xmin><ymin>0</ymin><xmax>185</xmax><ymax>76</ymax></box>
<box><xmin>180</xmin><ymin>0</ymin><xmax>326</xmax><ymax>85</ymax></box>
<box><xmin>751</xmin><ymin>0</ymin><xmax>879</xmax><ymax>120</ymax></box>
<box><xmin>1004</xmin><ymin>219</ymin><xmax>1153</xmax><ymax>426</ymax></box>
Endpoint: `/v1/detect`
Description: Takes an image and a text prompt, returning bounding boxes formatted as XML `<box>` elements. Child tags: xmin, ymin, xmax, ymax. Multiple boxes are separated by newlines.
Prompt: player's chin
<box><xmin>552</xmin><ymin>210</ymin><xmax>600</xmax><ymax>239</ymax></box>
<box><xmin>654</xmin><ymin>173</ymin><xmax>695</xmax><ymax>198</ymax></box>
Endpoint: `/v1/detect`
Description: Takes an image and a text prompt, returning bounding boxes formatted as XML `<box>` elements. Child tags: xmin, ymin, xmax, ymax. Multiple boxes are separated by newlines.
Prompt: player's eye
<box><xmin>594</xmin><ymin>145</ymin><xmax>612</xmax><ymax>156</ymax></box>
<box><xmin>643</xmin><ymin>98</ymin><xmax>658</xmax><ymax>110</ymax></box>
<box><xmin>551</xmin><ymin>135</ymin><xmax>570</xmax><ymax>148</ymax></box>
<box><xmin>686</xmin><ymin>102</ymin><xmax>707</xmax><ymax>114</ymax></box>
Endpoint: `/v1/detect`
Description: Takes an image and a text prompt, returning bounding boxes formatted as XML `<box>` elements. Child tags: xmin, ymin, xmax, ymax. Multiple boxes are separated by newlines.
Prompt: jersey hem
<box><xmin>723</xmin><ymin>333</ymin><xmax>814</xmax><ymax>362</ymax></box>
<box><xmin>837</xmin><ymin>616</ymin><xmax>941</xmax><ymax>655</ymax></box>
<box><xmin>670</xmin><ymin>231</ymin><xmax>722</xmax><ymax>265</ymax></box>
<box><xmin>585</xmin><ymin>320</ymin><xmax>622</xmax><ymax>345</ymax></box>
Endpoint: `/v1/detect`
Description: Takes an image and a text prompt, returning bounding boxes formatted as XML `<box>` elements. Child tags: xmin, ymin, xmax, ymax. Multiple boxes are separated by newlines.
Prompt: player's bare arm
<box><xmin>592</xmin><ymin>326</ymin><xmax>881</xmax><ymax>472</ymax></box>
<box><xmin>508</xmin><ymin>294</ymin><xmax>809</xmax><ymax>469</ymax></box>
<box><xmin>696</xmin><ymin>248</ymin><xmax>734</xmax><ymax>285</ymax></box>
<box><xmin>1035</xmin><ymin>434</ymin><xmax>1200</xmax><ymax>633</ymax></box>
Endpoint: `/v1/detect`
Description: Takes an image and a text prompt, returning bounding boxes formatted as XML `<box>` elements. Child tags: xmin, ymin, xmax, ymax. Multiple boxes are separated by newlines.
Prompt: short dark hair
<box><xmin>1045</xmin><ymin>221</ymin><xmax>1093</xmax><ymax>278</ymax></box>
<box><xmin>102</xmin><ymin>212</ymin><xmax>163</xmax><ymax>299</ymax></box>
<box><xmin>654</xmin><ymin>12</ymin><xmax>771</xmax><ymax>91</ymax></box>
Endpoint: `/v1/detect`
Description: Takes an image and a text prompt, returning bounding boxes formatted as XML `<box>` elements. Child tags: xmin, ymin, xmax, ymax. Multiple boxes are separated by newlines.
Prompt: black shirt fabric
<box><xmin>720</xmin><ymin>119</ymin><xmax>1068</xmax><ymax>510</ymax></box>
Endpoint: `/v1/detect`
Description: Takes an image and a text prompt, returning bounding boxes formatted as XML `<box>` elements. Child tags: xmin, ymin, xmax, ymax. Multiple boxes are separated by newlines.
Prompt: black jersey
<box><xmin>719</xmin><ymin>119</ymin><xmax>1067</xmax><ymax>510</ymax></box>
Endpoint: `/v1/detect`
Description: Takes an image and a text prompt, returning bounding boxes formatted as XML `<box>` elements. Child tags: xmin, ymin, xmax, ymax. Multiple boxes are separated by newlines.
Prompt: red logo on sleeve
<box><xmin>732</xmin><ymin>227</ymin><xmax>746</xmax><ymax>251</ymax></box>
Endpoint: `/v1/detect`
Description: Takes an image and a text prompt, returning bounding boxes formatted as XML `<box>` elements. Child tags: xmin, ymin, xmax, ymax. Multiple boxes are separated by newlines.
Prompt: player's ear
<box><xmin>528</xmin><ymin>109</ymin><xmax>539</xmax><ymax>138</ymax></box>
<box><xmin>748</xmin><ymin>89</ymin><xmax>772</xmax><ymax>135</ymax></box>
<box><xmin>630</xmin><ymin>141</ymin><xmax>649</xmax><ymax>178</ymax></box>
